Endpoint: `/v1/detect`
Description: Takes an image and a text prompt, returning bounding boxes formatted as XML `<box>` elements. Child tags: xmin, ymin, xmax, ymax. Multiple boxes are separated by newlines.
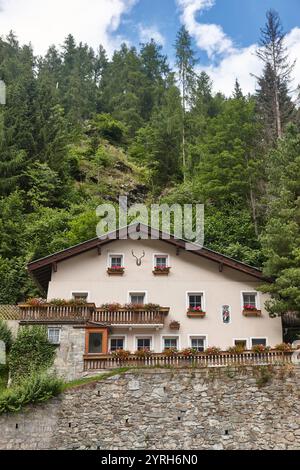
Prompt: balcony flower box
<box><xmin>243</xmin><ymin>305</ymin><xmax>262</xmax><ymax>317</ymax></box>
<box><xmin>107</xmin><ymin>266</ymin><xmax>125</xmax><ymax>276</ymax></box>
<box><xmin>187</xmin><ymin>307</ymin><xmax>206</xmax><ymax>318</ymax></box>
<box><xmin>169</xmin><ymin>320</ymin><xmax>180</xmax><ymax>330</ymax></box>
<box><xmin>153</xmin><ymin>266</ymin><xmax>170</xmax><ymax>275</ymax></box>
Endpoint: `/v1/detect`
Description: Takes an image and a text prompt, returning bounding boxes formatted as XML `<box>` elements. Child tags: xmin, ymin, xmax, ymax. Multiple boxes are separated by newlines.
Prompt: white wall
<box><xmin>47</xmin><ymin>239</ymin><xmax>282</xmax><ymax>350</ymax></box>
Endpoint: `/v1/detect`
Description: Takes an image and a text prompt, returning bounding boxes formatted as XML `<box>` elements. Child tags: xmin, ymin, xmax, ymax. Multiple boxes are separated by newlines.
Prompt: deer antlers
<box><xmin>132</xmin><ymin>250</ymin><xmax>145</xmax><ymax>266</ymax></box>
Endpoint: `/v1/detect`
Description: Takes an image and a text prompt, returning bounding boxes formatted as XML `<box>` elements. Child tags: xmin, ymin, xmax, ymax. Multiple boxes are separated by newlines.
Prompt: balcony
<box><xmin>91</xmin><ymin>307</ymin><xmax>169</xmax><ymax>327</ymax></box>
<box><xmin>19</xmin><ymin>303</ymin><xmax>169</xmax><ymax>327</ymax></box>
<box><xmin>19</xmin><ymin>303</ymin><xmax>96</xmax><ymax>323</ymax></box>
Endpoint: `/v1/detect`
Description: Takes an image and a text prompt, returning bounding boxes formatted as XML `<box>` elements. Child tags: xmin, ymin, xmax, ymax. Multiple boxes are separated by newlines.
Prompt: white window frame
<box><xmin>71</xmin><ymin>291</ymin><xmax>90</xmax><ymax>302</ymax></box>
<box><xmin>241</xmin><ymin>291</ymin><xmax>260</xmax><ymax>310</ymax></box>
<box><xmin>107</xmin><ymin>253</ymin><xmax>125</xmax><ymax>268</ymax></box>
<box><xmin>152</xmin><ymin>253</ymin><xmax>170</xmax><ymax>269</ymax></box>
<box><xmin>134</xmin><ymin>335</ymin><xmax>154</xmax><ymax>351</ymax></box>
<box><xmin>233</xmin><ymin>338</ymin><xmax>249</xmax><ymax>349</ymax></box>
<box><xmin>128</xmin><ymin>291</ymin><xmax>148</xmax><ymax>304</ymax></box>
<box><xmin>47</xmin><ymin>327</ymin><xmax>61</xmax><ymax>345</ymax></box>
<box><xmin>109</xmin><ymin>335</ymin><xmax>127</xmax><ymax>352</ymax></box>
<box><xmin>250</xmin><ymin>337</ymin><xmax>268</xmax><ymax>348</ymax></box>
<box><xmin>186</xmin><ymin>292</ymin><xmax>206</xmax><ymax>311</ymax></box>
<box><xmin>161</xmin><ymin>335</ymin><xmax>180</xmax><ymax>352</ymax></box>
<box><xmin>188</xmin><ymin>334</ymin><xmax>208</xmax><ymax>351</ymax></box>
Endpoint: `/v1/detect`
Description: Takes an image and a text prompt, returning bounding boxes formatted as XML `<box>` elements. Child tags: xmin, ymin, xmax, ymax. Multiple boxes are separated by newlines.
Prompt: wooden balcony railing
<box><xmin>84</xmin><ymin>350</ymin><xmax>294</xmax><ymax>371</ymax></box>
<box><xmin>19</xmin><ymin>304</ymin><xmax>169</xmax><ymax>325</ymax></box>
<box><xmin>92</xmin><ymin>308</ymin><xmax>169</xmax><ymax>325</ymax></box>
<box><xmin>19</xmin><ymin>303</ymin><xmax>96</xmax><ymax>322</ymax></box>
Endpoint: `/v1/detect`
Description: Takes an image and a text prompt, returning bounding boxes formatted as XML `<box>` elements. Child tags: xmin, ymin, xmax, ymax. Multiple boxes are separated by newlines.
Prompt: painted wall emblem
<box><xmin>222</xmin><ymin>305</ymin><xmax>231</xmax><ymax>324</ymax></box>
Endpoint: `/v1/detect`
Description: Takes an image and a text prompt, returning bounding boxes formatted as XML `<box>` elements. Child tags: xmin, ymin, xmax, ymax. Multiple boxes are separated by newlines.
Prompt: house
<box><xmin>19</xmin><ymin>223</ymin><xmax>283</xmax><ymax>380</ymax></box>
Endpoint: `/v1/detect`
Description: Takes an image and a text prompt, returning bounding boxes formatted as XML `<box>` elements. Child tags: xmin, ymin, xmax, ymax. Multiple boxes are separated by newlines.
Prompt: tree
<box><xmin>255</xmin><ymin>10</ymin><xmax>295</xmax><ymax>142</ymax></box>
<box><xmin>260</xmin><ymin>125</ymin><xmax>300</xmax><ymax>316</ymax></box>
<box><xmin>175</xmin><ymin>26</ymin><xmax>196</xmax><ymax>180</ymax></box>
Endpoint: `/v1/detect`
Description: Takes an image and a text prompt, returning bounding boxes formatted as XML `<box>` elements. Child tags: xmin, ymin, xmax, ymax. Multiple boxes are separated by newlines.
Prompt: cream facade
<box><xmin>46</xmin><ymin>238</ymin><xmax>282</xmax><ymax>351</ymax></box>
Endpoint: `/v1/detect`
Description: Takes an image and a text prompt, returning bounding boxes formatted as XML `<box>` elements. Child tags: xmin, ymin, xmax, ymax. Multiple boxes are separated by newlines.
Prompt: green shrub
<box><xmin>9</xmin><ymin>326</ymin><xmax>56</xmax><ymax>382</ymax></box>
<box><xmin>0</xmin><ymin>320</ymin><xmax>13</xmax><ymax>353</ymax></box>
<box><xmin>0</xmin><ymin>373</ymin><xmax>63</xmax><ymax>414</ymax></box>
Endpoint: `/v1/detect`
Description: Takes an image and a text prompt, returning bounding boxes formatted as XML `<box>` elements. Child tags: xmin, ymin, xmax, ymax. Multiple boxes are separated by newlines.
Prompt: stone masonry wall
<box><xmin>0</xmin><ymin>366</ymin><xmax>300</xmax><ymax>450</ymax></box>
<box><xmin>51</xmin><ymin>325</ymin><xmax>86</xmax><ymax>382</ymax></box>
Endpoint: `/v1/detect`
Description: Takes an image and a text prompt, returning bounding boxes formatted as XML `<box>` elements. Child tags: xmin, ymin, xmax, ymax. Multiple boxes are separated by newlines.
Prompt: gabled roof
<box><xmin>27</xmin><ymin>223</ymin><xmax>267</xmax><ymax>292</ymax></box>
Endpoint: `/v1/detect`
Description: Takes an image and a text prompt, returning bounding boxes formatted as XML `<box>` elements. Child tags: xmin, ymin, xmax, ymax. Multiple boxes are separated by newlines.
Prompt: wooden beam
<box><xmin>219</xmin><ymin>262</ymin><xmax>224</xmax><ymax>273</ymax></box>
<box><xmin>97</xmin><ymin>245</ymin><xmax>102</xmax><ymax>256</ymax></box>
<box><xmin>176</xmin><ymin>247</ymin><xmax>180</xmax><ymax>256</ymax></box>
<box><xmin>52</xmin><ymin>262</ymin><xmax>57</xmax><ymax>273</ymax></box>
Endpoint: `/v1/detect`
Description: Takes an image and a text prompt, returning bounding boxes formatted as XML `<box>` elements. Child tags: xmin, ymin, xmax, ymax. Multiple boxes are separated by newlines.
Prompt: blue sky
<box><xmin>0</xmin><ymin>0</ymin><xmax>299</xmax><ymax>95</ymax></box>
<box><xmin>118</xmin><ymin>0</ymin><xmax>300</xmax><ymax>64</ymax></box>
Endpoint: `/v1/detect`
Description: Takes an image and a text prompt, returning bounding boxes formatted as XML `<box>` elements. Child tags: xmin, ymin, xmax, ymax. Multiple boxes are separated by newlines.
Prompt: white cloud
<box><xmin>176</xmin><ymin>0</ymin><xmax>234</xmax><ymax>57</ymax></box>
<box><xmin>0</xmin><ymin>0</ymin><xmax>138</xmax><ymax>56</ymax></box>
<box><xmin>177</xmin><ymin>0</ymin><xmax>300</xmax><ymax>97</ymax></box>
<box><xmin>138</xmin><ymin>25</ymin><xmax>165</xmax><ymax>45</ymax></box>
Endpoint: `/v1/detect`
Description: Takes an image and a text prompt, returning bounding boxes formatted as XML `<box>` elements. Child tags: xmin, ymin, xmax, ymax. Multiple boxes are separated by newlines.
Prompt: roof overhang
<box><xmin>27</xmin><ymin>223</ymin><xmax>268</xmax><ymax>292</ymax></box>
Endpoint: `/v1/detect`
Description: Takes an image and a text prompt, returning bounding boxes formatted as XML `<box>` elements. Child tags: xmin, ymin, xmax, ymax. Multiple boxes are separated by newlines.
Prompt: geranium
<box><xmin>188</xmin><ymin>306</ymin><xmax>204</xmax><ymax>312</ymax></box>
<box><xmin>252</xmin><ymin>344</ymin><xmax>270</xmax><ymax>353</ymax></box>
<box><xmin>204</xmin><ymin>346</ymin><xmax>221</xmax><ymax>355</ymax></box>
<box><xmin>244</xmin><ymin>304</ymin><xmax>257</xmax><ymax>311</ymax></box>
<box><xmin>109</xmin><ymin>266</ymin><xmax>124</xmax><ymax>270</ymax></box>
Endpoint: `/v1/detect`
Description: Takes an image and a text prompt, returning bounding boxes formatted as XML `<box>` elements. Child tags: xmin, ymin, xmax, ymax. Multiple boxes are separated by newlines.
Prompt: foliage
<box><xmin>251</xmin><ymin>345</ymin><xmax>271</xmax><ymax>354</ymax></box>
<box><xmin>134</xmin><ymin>349</ymin><xmax>152</xmax><ymax>358</ymax></box>
<box><xmin>180</xmin><ymin>348</ymin><xmax>198</xmax><ymax>357</ymax></box>
<box><xmin>112</xmin><ymin>350</ymin><xmax>131</xmax><ymax>360</ymax></box>
<box><xmin>0</xmin><ymin>372</ymin><xmax>63</xmax><ymax>414</ymax></box>
<box><xmin>227</xmin><ymin>345</ymin><xmax>246</xmax><ymax>354</ymax></box>
<box><xmin>0</xmin><ymin>320</ymin><xmax>13</xmax><ymax>353</ymax></box>
<box><xmin>204</xmin><ymin>347</ymin><xmax>221</xmax><ymax>355</ymax></box>
<box><xmin>274</xmin><ymin>343</ymin><xmax>293</xmax><ymax>352</ymax></box>
<box><xmin>163</xmin><ymin>348</ymin><xmax>178</xmax><ymax>357</ymax></box>
<box><xmin>9</xmin><ymin>326</ymin><xmax>56</xmax><ymax>382</ymax></box>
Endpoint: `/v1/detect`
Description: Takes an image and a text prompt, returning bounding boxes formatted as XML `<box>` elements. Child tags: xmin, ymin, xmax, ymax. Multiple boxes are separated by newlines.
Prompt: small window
<box><xmin>243</xmin><ymin>293</ymin><xmax>257</xmax><ymax>309</ymax></box>
<box><xmin>251</xmin><ymin>338</ymin><xmax>267</xmax><ymax>347</ymax></box>
<box><xmin>130</xmin><ymin>293</ymin><xmax>145</xmax><ymax>305</ymax></box>
<box><xmin>88</xmin><ymin>332</ymin><xmax>103</xmax><ymax>354</ymax></box>
<box><xmin>137</xmin><ymin>338</ymin><xmax>151</xmax><ymax>351</ymax></box>
<box><xmin>109</xmin><ymin>255</ymin><xmax>123</xmax><ymax>268</ymax></box>
<box><xmin>110</xmin><ymin>337</ymin><xmax>125</xmax><ymax>352</ymax></box>
<box><xmin>164</xmin><ymin>337</ymin><xmax>178</xmax><ymax>350</ymax></box>
<box><xmin>72</xmin><ymin>292</ymin><xmax>88</xmax><ymax>301</ymax></box>
<box><xmin>190</xmin><ymin>337</ymin><xmax>205</xmax><ymax>352</ymax></box>
<box><xmin>48</xmin><ymin>327</ymin><xmax>60</xmax><ymax>345</ymax></box>
<box><xmin>154</xmin><ymin>255</ymin><xmax>168</xmax><ymax>268</ymax></box>
<box><xmin>234</xmin><ymin>339</ymin><xmax>247</xmax><ymax>349</ymax></box>
<box><xmin>188</xmin><ymin>293</ymin><xmax>203</xmax><ymax>309</ymax></box>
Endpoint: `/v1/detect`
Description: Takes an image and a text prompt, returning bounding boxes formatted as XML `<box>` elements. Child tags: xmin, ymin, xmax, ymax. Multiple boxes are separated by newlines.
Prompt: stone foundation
<box><xmin>0</xmin><ymin>366</ymin><xmax>300</xmax><ymax>450</ymax></box>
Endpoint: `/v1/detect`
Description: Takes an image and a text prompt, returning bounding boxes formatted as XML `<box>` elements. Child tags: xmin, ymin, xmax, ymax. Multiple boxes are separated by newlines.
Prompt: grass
<box><xmin>62</xmin><ymin>367</ymin><xmax>132</xmax><ymax>390</ymax></box>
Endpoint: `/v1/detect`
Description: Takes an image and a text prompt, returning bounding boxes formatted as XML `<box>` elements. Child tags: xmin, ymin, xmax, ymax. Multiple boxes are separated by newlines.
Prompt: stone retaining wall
<box><xmin>0</xmin><ymin>366</ymin><xmax>300</xmax><ymax>450</ymax></box>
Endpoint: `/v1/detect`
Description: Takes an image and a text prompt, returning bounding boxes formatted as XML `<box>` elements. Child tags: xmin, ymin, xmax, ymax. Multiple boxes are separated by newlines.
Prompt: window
<box><xmin>48</xmin><ymin>327</ymin><xmax>60</xmax><ymax>345</ymax></box>
<box><xmin>164</xmin><ymin>337</ymin><xmax>178</xmax><ymax>350</ymax></box>
<box><xmin>234</xmin><ymin>339</ymin><xmax>247</xmax><ymax>349</ymax></box>
<box><xmin>242</xmin><ymin>292</ymin><xmax>257</xmax><ymax>309</ymax></box>
<box><xmin>154</xmin><ymin>255</ymin><xmax>168</xmax><ymax>268</ymax></box>
<box><xmin>251</xmin><ymin>338</ymin><xmax>267</xmax><ymax>347</ymax></box>
<box><xmin>137</xmin><ymin>337</ymin><xmax>151</xmax><ymax>351</ymax></box>
<box><xmin>130</xmin><ymin>292</ymin><xmax>145</xmax><ymax>305</ymax></box>
<box><xmin>109</xmin><ymin>255</ymin><xmax>123</xmax><ymax>268</ymax></box>
<box><xmin>188</xmin><ymin>293</ymin><xmax>203</xmax><ymax>309</ymax></box>
<box><xmin>190</xmin><ymin>337</ymin><xmax>205</xmax><ymax>352</ymax></box>
<box><xmin>72</xmin><ymin>292</ymin><xmax>88</xmax><ymax>302</ymax></box>
<box><xmin>110</xmin><ymin>337</ymin><xmax>125</xmax><ymax>352</ymax></box>
<box><xmin>85</xmin><ymin>328</ymin><xmax>108</xmax><ymax>355</ymax></box>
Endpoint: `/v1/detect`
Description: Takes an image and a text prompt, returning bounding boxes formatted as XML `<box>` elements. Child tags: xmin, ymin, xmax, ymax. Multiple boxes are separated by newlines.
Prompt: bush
<box><xmin>0</xmin><ymin>373</ymin><xmax>63</xmax><ymax>414</ymax></box>
<box><xmin>9</xmin><ymin>326</ymin><xmax>56</xmax><ymax>382</ymax></box>
<box><xmin>274</xmin><ymin>343</ymin><xmax>293</xmax><ymax>352</ymax></box>
<box><xmin>0</xmin><ymin>320</ymin><xmax>13</xmax><ymax>353</ymax></box>
<box><xmin>204</xmin><ymin>347</ymin><xmax>221</xmax><ymax>355</ymax></box>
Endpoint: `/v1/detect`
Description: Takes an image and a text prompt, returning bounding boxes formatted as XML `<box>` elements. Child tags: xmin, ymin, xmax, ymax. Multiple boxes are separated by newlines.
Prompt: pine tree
<box><xmin>255</xmin><ymin>10</ymin><xmax>295</xmax><ymax>142</ymax></box>
<box><xmin>175</xmin><ymin>26</ymin><xmax>196</xmax><ymax>180</ymax></box>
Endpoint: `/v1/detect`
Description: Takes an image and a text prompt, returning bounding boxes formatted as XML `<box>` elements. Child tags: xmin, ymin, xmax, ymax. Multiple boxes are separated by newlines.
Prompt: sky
<box><xmin>0</xmin><ymin>0</ymin><xmax>300</xmax><ymax>96</ymax></box>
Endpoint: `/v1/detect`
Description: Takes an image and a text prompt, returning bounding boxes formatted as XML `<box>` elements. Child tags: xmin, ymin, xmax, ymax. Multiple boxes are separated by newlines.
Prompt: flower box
<box><xmin>107</xmin><ymin>267</ymin><xmax>125</xmax><ymax>275</ymax></box>
<box><xmin>187</xmin><ymin>310</ymin><xmax>206</xmax><ymax>318</ymax></box>
<box><xmin>153</xmin><ymin>266</ymin><xmax>170</xmax><ymax>275</ymax></box>
<box><xmin>169</xmin><ymin>321</ymin><xmax>180</xmax><ymax>330</ymax></box>
<box><xmin>243</xmin><ymin>309</ymin><xmax>262</xmax><ymax>317</ymax></box>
